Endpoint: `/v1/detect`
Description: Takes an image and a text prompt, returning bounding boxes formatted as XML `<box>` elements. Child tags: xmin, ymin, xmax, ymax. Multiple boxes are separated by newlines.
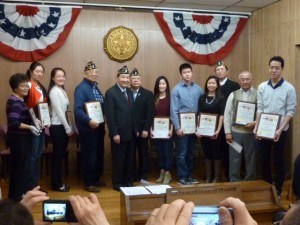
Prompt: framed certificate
<box><xmin>234</xmin><ymin>101</ymin><xmax>256</xmax><ymax>126</ymax></box>
<box><xmin>85</xmin><ymin>101</ymin><xmax>104</xmax><ymax>124</ymax></box>
<box><xmin>153</xmin><ymin>117</ymin><xmax>170</xmax><ymax>139</ymax></box>
<box><xmin>29</xmin><ymin>108</ymin><xmax>40</xmax><ymax>129</ymax></box>
<box><xmin>256</xmin><ymin>113</ymin><xmax>281</xmax><ymax>140</ymax></box>
<box><xmin>65</xmin><ymin>110</ymin><xmax>75</xmax><ymax>127</ymax></box>
<box><xmin>37</xmin><ymin>102</ymin><xmax>51</xmax><ymax>126</ymax></box>
<box><xmin>196</xmin><ymin>113</ymin><xmax>218</xmax><ymax>137</ymax></box>
<box><xmin>179</xmin><ymin>112</ymin><xmax>196</xmax><ymax>135</ymax></box>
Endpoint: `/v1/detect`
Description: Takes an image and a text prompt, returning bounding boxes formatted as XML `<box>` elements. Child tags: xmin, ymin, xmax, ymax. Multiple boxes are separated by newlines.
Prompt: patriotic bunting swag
<box><xmin>0</xmin><ymin>4</ymin><xmax>81</xmax><ymax>62</ymax></box>
<box><xmin>154</xmin><ymin>11</ymin><xmax>248</xmax><ymax>65</ymax></box>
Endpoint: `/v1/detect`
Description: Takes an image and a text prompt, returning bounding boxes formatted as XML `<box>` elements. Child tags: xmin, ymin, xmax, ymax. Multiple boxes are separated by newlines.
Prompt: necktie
<box><xmin>123</xmin><ymin>91</ymin><xmax>128</xmax><ymax>101</ymax></box>
<box><xmin>133</xmin><ymin>91</ymin><xmax>138</xmax><ymax>101</ymax></box>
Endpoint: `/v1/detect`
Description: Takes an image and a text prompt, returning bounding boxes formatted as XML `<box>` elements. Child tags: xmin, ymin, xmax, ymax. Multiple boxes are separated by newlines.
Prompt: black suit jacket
<box><xmin>131</xmin><ymin>87</ymin><xmax>154</xmax><ymax>133</ymax></box>
<box><xmin>104</xmin><ymin>84</ymin><xmax>134</xmax><ymax>142</ymax></box>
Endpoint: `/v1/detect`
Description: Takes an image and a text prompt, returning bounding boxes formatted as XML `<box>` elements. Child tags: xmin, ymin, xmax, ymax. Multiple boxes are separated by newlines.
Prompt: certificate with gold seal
<box><xmin>37</xmin><ymin>102</ymin><xmax>51</xmax><ymax>126</ymax></box>
<box><xmin>104</xmin><ymin>26</ymin><xmax>139</xmax><ymax>63</ymax></box>
<box><xmin>84</xmin><ymin>101</ymin><xmax>104</xmax><ymax>124</ymax></box>
<box><xmin>179</xmin><ymin>112</ymin><xmax>196</xmax><ymax>135</ymax></box>
<box><xmin>196</xmin><ymin>113</ymin><xmax>218</xmax><ymax>137</ymax></box>
<box><xmin>153</xmin><ymin>117</ymin><xmax>170</xmax><ymax>139</ymax></box>
<box><xmin>234</xmin><ymin>101</ymin><xmax>256</xmax><ymax>126</ymax></box>
<box><xmin>257</xmin><ymin>113</ymin><xmax>281</xmax><ymax>140</ymax></box>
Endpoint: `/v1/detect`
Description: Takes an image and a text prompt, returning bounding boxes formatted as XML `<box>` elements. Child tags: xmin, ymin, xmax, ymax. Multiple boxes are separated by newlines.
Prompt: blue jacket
<box><xmin>74</xmin><ymin>78</ymin><xmax>104</xmax><ymax>131</ymax></box>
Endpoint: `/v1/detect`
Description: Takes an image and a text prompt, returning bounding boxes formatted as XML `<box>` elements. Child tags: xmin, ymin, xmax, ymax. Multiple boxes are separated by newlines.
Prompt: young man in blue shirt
<box><xmin>170</xmin><ymin>63</ymin><xmax>203</xmax><ymax>185</ymax></box>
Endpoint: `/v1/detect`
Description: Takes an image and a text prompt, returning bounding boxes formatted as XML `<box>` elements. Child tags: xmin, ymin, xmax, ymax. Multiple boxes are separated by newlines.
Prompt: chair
<box><xmin>0</xmin><ymin>124</ymin><xmax>10</xmax><ymax>178</ymax></box>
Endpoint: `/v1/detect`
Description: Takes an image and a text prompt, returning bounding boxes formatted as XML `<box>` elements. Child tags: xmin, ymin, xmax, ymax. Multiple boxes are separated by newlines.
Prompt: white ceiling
<box><xmin>3</xmin><ymin>0</ymin><xmax>281</xmax><ymax>14</ymax></box>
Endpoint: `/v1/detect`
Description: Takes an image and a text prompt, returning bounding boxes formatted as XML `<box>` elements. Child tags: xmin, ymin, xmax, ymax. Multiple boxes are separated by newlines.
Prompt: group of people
<box><xmin>6</xmin><ymin>55</ymin><xmax>296</xmax><ymax>201</ymax></box>
<box><xmin>7</xmin><ymin>63</ymin><xmax>72</xmax><ymax>201</ymax></box>
<box><xmin>169</xmin><ymin>56</ymin><xmax>296</xmax><ymax>200</ymax></box>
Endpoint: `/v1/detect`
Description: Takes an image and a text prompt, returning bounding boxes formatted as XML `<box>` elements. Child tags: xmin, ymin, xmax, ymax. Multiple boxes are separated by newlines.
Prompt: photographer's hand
<box><xmin>20</xmin><ymin>186</ymin><xmax>49</xmax><ymax>211</ymax></box>
<box><xmin>219</xmin><ymin>197</ymin><xmax>257</xmax><ymax>225</ymax></box>
<box><xmin>69</xmin><ymin>193</ymin><xmax>109</xmax><ymax>225</ymax></box>
<box><xmin>146</xmin><ymin>199</ymin><xmax>194</xmax><ymax>225</ymax></box>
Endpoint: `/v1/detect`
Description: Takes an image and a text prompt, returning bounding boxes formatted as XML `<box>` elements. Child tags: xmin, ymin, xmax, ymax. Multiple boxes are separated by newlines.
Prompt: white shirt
<box><xmin>49</xmin><ymin>85</ymin><xmax>72</xmax><ymax>133</ymax></box>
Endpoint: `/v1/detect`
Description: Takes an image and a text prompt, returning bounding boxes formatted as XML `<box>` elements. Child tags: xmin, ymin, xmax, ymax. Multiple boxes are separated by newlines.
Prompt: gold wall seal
<box><xmin>103</xmin><ymin>26</ymin><xmax>139</xmax><ymax>63</ymax></box>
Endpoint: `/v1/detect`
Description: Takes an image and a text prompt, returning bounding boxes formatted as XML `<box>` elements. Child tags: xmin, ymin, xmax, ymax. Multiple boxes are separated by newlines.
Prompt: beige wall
<box><xmin>249</xmin><ymin>0</ymin><xmax>300</xmax><ymax>165</ymax></box>
<box><xmin>1</xmin><ymin>8</ymin><xmax>250</xmax><ymax>171</ymax></box>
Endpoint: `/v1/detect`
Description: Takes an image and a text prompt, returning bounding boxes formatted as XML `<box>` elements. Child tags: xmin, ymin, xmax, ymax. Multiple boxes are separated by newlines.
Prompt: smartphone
<box><xmin>189</xmin><ymin>205</ymin><xmax>232</xmax><ymax>225</ymax></box>
<box><xmin>43</xmin><ymin>200</ymin><xmax>78</xmax><ymax>223</ymax></box>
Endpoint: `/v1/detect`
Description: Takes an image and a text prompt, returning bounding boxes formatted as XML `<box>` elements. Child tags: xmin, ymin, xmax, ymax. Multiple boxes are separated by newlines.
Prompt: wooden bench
<box><xmin>120</xmin><ymin>180</ymin><xmax>284</xmax><ymax>225</ymax></box>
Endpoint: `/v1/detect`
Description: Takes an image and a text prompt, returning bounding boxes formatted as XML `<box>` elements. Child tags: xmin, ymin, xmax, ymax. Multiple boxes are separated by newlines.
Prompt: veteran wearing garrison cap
<box><xmin>214</xmin><ymin>60</ymin><xmax>240</xmax><ymax>181</ymax></box>
<box><xmin>105</xmin><ymin>66</ymin><xmax>136</xmax><ymax>191</ymax></box>
<box><xmin>74</xmin><ymin>61</ymin><xmax>105</xmax><ymax>193</ymax></box>
<box><xmin>129</xmin><ymin>68</ymin><xmax>154</xmax><ymax>181</ymax></box>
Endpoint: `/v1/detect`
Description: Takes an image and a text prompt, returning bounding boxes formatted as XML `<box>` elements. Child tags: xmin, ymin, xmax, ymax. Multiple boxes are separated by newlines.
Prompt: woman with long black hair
<box><xmin>48</xmin><ymin>67</ymin><xmax>73</xmax><ymax>192</ymax></box>
<box><xmin>196</xmin><ymin>75</ymin><xmax>225</xmax><ymax>183</ymax></box>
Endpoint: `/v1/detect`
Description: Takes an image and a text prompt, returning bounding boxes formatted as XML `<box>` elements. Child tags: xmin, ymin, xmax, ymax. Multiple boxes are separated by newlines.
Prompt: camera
<box><xmin>189</xmin><ymin>206</ymin><xmax>233</xmax><ymax>225</ymax></box>
<box><xmin>43</xmin><ymin>200</ymin><xmax>78</xmax><ymax>223</ymax></box>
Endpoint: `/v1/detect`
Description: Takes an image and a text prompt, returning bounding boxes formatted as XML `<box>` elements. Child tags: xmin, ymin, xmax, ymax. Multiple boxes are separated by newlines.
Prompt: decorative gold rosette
<box><xmin>103</xmin><ymin>26</ymin><xmax>139</xmax><ymax>62</ymax></box>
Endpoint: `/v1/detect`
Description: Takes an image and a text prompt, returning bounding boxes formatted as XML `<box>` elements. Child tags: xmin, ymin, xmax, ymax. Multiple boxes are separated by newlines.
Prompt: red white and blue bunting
<box><xmin>154</xmin><ymin>11</ymin><xmax>248</xmax><ymax>65</ymax></box>
<box><xmin>0</xmin><ymin>3</ymin><xmax>81</xmax><ymax>62</ymax></box>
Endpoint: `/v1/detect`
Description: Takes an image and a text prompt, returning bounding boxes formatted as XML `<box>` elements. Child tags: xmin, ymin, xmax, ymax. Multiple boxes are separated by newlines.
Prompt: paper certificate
<box><xmin>179</xmin><ymin>112</ymin><xmax>196</xmax><ymax>134</ymax></box>
<box><xmin>257</xmin><ymin>113</ymin><xmax>281</xmax><ymax>140</ymax></box>
<box><xmin>197</xmin><ymin>113</ymin><xmax>218</xmax><ymax>137</ymax></box>
<box><xmin>153</xmin><ymin>117</ymin><xmax>170</xmax><ymax>139</ymax></box>
<box><xmin>29</xmin><ymin>108</ymin><xmax>40</xmax><ymax>129</ymax></box>
<box><xmin>85</xmin><ymin>101</ymin><xmax>104</xmax><ymax>124</ymax></box>
<box><xmin>234</xmin><ymin>101</ymin><xmax>256</xmax><ymax>126</ymax></box>
<box><xmin>37</xmin><ymin>102</ymin><xmax>51</xmax><ymax>126</ymax></box>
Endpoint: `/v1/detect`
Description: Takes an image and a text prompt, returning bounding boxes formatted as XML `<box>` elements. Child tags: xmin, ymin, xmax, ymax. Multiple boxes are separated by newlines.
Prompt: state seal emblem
<box><xmin>103</xmin><ymin>26</ymin><xmax>139</xmax><ymax>63</ymax></box>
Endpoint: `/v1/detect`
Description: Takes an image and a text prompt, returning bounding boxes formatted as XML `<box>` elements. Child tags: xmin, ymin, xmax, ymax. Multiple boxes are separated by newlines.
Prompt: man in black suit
<box><xmin>105</xmin><ymin>66</ymin><xmax>135</xmax><ymax>191</ymax></box>
<box><xmin>215</xmin><ymin>61</ymin><xmax>240</xmax><ymax>181</ymax></box>
<box><xmin>130</xmin><ymin>68</ymin><xmax>154</xmax><ymax>181</ymax></box>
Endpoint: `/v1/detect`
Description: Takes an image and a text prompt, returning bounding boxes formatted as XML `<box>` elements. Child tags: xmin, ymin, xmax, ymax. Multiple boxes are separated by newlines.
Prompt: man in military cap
<box><xmin>105</xmin><ymin>66</ymin><xmax>135</xmax><ymax>191</ymax></box>
<box><xmin>74</xmin><ymin>61</ymin><xmax>105</xmax><ymax>193</ymax></box>
<box><xmin>214</xmin><ymin>60</ymin><xmax>240</xmax><ymax>181</ymax></box>
<box><xmin>130</xmin><ymin>68</ymin><xmax>154</xmax><ymax>181</ymax></box>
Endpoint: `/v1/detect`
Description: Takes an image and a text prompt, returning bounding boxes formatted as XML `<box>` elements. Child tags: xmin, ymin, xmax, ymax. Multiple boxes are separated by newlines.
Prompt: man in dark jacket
<box><xmin>74</xmin><ymin>61</ymin><xmax>105</xmax><ymax>193</ymax></box>
<box><xmin>130</xmin><ymin>68</ymin><xmax>154</xmax><ymax>181</ymax></box>
<box><xmin>105</xmin><ymin>66</ymin><xmax>135</xmax><ymax>191</ymax></box>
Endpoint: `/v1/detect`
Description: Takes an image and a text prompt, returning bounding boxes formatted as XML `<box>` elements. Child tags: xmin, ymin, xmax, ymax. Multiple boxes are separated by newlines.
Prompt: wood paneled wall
<box><xmin>249</xmin><ymin>0</ymin><xmax>300</xmax><ymax>164</ymax></box>
<box><xmin>0</xmin><ymin>8</ymin><xmax>250</xmax><ymax>171</ymax></box>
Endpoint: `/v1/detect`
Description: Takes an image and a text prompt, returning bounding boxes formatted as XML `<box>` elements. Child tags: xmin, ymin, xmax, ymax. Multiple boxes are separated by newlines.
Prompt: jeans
<box><xmin>28</xmin><ymin>131</ymin><xmax>45</xmax><ymax>189</ymax></box>
<box><xmin>258</xmin><ymin>131</ymin><xmax>287</xmax><ymax>194</ymax></box>
<box><xmin>155</xmin><ymin>139</ymin><xmax>173</xmax><ymax>171</ymax></box>
<box><xmin>176</xmin><ymin>135</ymin><xmax>196</xmax><ymax>179</ymax></box>
<box><xmin>50</xmin><ymin>125</ymin><xmax>69</xmax><ymax>188</ymax></box>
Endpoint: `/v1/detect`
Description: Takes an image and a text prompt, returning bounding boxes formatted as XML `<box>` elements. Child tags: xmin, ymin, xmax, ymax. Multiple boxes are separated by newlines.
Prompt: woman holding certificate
<box><xmin>26</xmin><ymin>62</ymin><xmax>48</xmax><ymax>190</ymax></box>
<box><xmin>196</xmin><ymin>75</ymin><xmax>225</xmax><ymax>183</ymax></box>
<box><xmin>48</xmin><ymin>68</ymin><xmax>72</xmax><ymax>192</ymax></box>
<box><xmin>6</xmin><ymin>73</ymin><xmax>40</xmax><ymax>201</ymax></box>
<box><xmin>150</xmin><ymin>76</ymin><xmax>173</xmax><ymax>184</ymax></box>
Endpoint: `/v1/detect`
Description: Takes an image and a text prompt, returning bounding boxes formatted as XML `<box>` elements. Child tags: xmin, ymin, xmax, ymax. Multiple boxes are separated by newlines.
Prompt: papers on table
<box><xmin>120</xmin><ymin>185</ymin><xmax>171</xmax><ymax>196</ymax></box>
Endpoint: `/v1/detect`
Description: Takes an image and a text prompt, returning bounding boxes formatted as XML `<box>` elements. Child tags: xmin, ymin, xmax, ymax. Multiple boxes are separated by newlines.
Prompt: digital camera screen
<box><xmin>189</xmin><ymin>213</ymin><xmax>219</xmax><ymax>225</ymax></box>
<box><xmin>43</xmin><ymin>200</ymin><xmax>77</xmax><ymax>222</ymax></box>
<box><xmin>189</xmin><ymin>206</ymin><xmax>220</xmax><ymax>225</ymax></box>
<box><xmin>44</xmin><ymin>202</ymin><xmax>67</xmax><ymax>222</ymax></box>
